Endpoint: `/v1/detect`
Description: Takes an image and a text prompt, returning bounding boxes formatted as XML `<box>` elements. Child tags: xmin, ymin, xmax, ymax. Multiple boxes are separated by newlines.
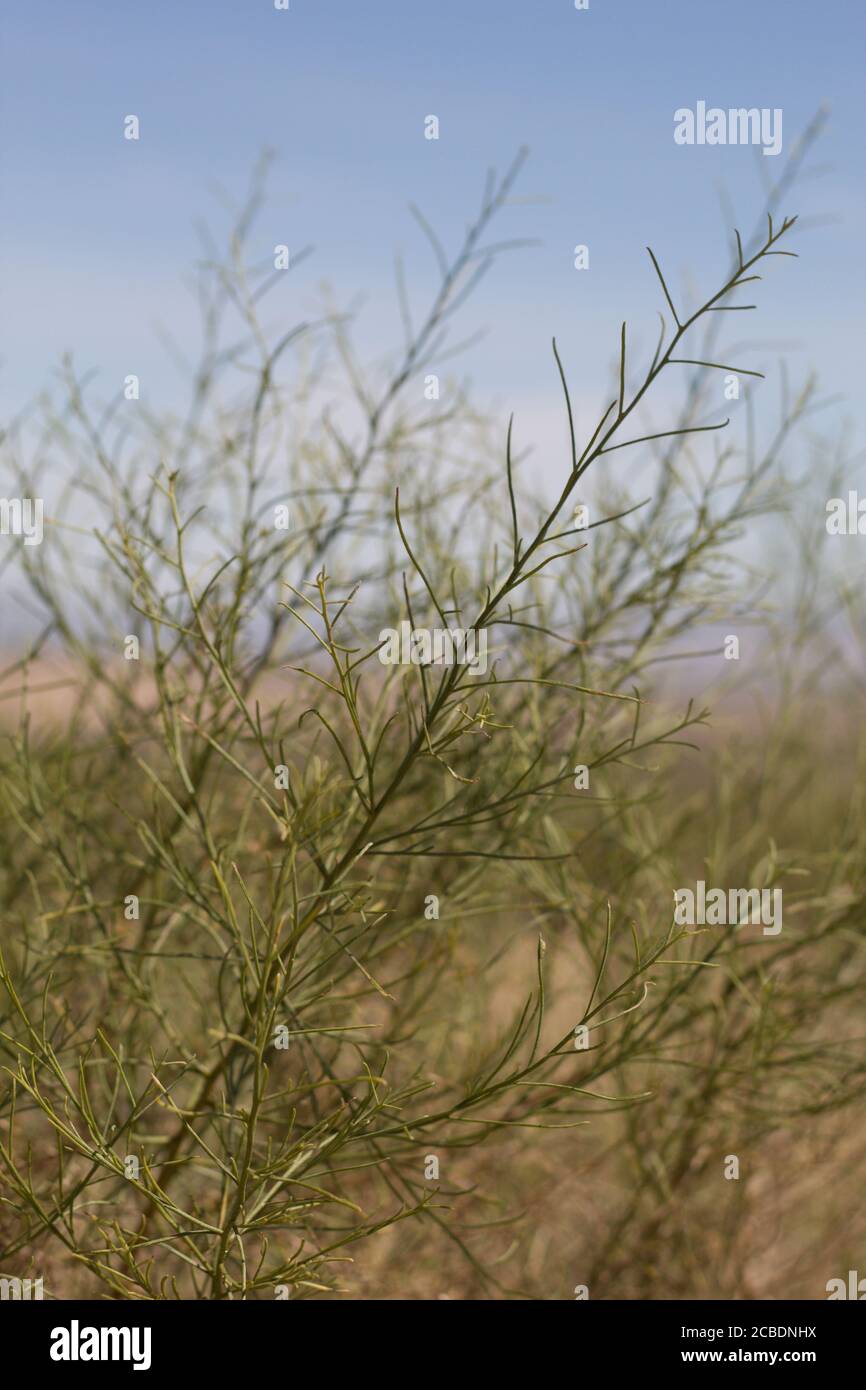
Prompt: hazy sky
<box><xmin>1</xmin><ymin>0</ymin><xmax>864</xmax><ymax>468</ymax></box>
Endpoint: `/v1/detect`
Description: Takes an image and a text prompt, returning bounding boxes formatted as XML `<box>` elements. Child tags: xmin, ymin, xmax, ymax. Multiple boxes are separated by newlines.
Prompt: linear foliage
<box><xmin>1</xmin><ymin>119</ymin><xmax>864</xmax><ymax>1299</ymax></box>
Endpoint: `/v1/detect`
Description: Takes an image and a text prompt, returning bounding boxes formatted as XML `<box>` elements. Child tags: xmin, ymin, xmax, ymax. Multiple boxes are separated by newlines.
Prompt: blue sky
<box><xmin>1</xmin><ymin>0</ymin><xmax>864</xmax><ymax>463</ymax></box>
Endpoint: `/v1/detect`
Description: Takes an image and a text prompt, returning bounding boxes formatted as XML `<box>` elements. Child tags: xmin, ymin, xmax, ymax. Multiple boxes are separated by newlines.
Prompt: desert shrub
<box><xmin>1</xmin><ymin>124</ymin><xmax>863</xmax><ymax>1299</ymax></box>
